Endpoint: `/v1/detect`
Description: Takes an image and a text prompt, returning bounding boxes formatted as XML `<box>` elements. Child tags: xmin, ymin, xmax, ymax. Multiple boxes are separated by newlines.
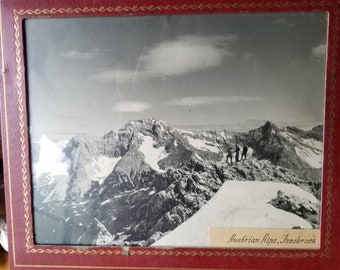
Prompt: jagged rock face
<box><xmin>242</xmin><ymin>121</ymin><xmax>323</xmax><ymax>170</ymax></box>
<box><xmin>243</xmin><ymin>121</ymin><xmax>292</xmax><ymax>166</ymax></box>
<box><xmin>269</xmin><ymin>190</ymin><xmax>320</xmax><ymax>228</ymax></box>
<box><xmin>63</xmin><ymin>135</ymin><xmax>116</xmax><ymax>200</ymax></box>
<box><xmin>77</xmin><ymin>218</ymin><xmax>114</xmax><ymax>245</ymax></box>
<box><xmin>80</xmin><ymin>162</ymin><xmax>227</xmax><ymax>245</ymax></box>
<box><xmin>306</xmin><ymin>125</ymin><xmax>323</xmax><ymax>141</ymax></box>
<box><xmin>61</xmin><ymin>118</ymin><xmax>226</xmax><ymax>201</ymax></box>
<box><xmin>32</xmin><ymin>118</ymin><xmax>323</xmax><ymax>246</ymax></box>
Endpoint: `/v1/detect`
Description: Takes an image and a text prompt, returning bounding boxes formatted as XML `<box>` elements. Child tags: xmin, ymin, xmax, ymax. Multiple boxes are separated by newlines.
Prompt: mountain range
<box><xmin>31</xmin><ymin>118</ymin><xmax>323</xmax><ymax>246</ymax></box>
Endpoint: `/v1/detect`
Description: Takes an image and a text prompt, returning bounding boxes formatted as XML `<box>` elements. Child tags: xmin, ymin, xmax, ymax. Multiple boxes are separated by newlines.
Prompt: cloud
<box><xmin>272</xmin><ymin>18</ymin><xmax>295</xmax><ymax>28</ymax></box>
<box><xmin>90</xmin><ymin>35</ymin><xmax>237</xmax><ymax>83</ymax></box>
<box><xmin>311</xmin><ymin>44</ymin><xmax>327</xmax><ymax>59</ymax></box>
<box><xmin>60</xmin><ymin>50</ymin><xmax>99</xmax><ymax>60</ymax></box>
<box><xmin>165</xmin><ymin>96</ymin><xmax>260</xmax><ymax>106</ymax></box>
<box><xmin>90</xmin><ymin>69</ymin><xmax>138</xmax><ymax>83</ymax></box>
<box><xmin>140</xmin><ymin>35</ymin><xmax>237</xmax><ymax>77</ymax></box>
<box><xmin>113</xmin><ymin>101</ymin><xmax>151</xmax><ymax>112</ymax></box>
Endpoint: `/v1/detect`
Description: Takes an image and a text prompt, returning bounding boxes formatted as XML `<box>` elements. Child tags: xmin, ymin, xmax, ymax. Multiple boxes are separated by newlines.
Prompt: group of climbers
<box><xmin>226</xmin><ymin>144</ymin><xmax>248</xmax><ymax>165</ymax></box>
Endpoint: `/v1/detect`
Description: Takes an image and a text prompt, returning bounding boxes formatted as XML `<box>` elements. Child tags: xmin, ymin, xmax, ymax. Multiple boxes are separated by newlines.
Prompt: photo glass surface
<box><xmin>25</xmin><ymin>12</ymin><xmax>327</xmax><ymax>247</ymax></box>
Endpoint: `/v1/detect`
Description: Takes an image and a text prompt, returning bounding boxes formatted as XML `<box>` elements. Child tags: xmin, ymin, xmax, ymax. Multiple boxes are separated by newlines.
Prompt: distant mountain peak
<box><xmin>120</xmin><ymin>118</ymin><xmax>172</xmax><ymax>136</ymax></box>
<box><xmin>103</xmin><ymin>130</ymin><xmax>116</xmax><ymax>139</ymax></box>
<box><xmin>260</xmin><ymin>121</ymin><xmax>281</xmax><ymax>135</ymax></box>
<box><xmin>263</xmin><ymin>120</ymin><xmax>279</xmax><ymax>129</ymax></box>
<box><xmin>306</xmin><ymin>124</ymin><xmax>323</xmax><ymax>141</ymax></box>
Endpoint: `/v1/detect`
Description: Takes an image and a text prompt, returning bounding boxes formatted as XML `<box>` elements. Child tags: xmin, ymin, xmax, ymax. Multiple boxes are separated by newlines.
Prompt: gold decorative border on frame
<box><xmin>10</xmin><ymin>1</ymin><xmax>338</xmax><ymax>260</ymax></box>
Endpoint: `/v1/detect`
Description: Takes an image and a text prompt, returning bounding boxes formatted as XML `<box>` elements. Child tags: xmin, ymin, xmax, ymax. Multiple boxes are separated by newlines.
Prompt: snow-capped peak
<box><xmin>33</xmin><ymin>135</ymin><xmax>70</xmax><ymax>177</ymax></box>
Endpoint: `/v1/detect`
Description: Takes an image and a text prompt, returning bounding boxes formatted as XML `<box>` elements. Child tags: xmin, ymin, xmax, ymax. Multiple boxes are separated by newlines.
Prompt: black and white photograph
<box><xmin>25</xmin><ymin>12</ymin><xmax>327</xmax><ymax>247</ymax></box>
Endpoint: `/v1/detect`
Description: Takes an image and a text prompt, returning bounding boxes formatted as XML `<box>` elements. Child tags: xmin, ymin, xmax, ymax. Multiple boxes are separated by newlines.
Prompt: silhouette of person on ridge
<box><xmin>235</xmin><ymin>144</ymin><xmax>240</xmax><ymax>162</ymax></box>
<box><xmin>241</xmin><ymin>145</ymin><xmax>248</xmax><ymax>160</ymax></box>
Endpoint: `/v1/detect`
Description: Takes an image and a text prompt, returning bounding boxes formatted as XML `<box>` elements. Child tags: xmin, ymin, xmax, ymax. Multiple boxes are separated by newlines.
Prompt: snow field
<box><xmin>139</xmin><ymin>135</ymin><xmax>169</xmax><ymax>172</ymax></box>
<box><xmin>86</xmin><ymin>156</ymin><xmax>122</xmax><ymax>184</ymax></box>
<box><xmin>153</xmin><ymin>181</ymin><xmax>318</xmax><ymax>247</ymax></box>
<box><xmin>187</xmin><ymin>137</ymin><xmax>220</xmax><ymax>153</ymax></box>
<box><xmin>295</xmin><ymin>139</ymin><xmax>323</xmax><ymax>168</ymax></box>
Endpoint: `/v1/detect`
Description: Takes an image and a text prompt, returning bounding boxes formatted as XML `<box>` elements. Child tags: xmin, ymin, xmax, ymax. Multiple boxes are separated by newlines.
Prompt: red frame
<box><xmin>1</xmin><ymin>0</ymin><xmax>340</xmax><ymax>269</ymax></box>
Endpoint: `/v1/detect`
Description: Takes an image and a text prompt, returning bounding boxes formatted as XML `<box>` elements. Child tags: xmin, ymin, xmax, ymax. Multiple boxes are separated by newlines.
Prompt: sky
<box><xmin>24</xmin><ymin>12</ymin><xmax>328</xmax><ymax>141</ymax></box>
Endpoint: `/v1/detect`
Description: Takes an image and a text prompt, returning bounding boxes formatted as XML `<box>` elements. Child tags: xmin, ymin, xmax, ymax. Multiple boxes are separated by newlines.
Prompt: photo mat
<box><xmin>25</xmin><ymin>12</ymin><xmax>327</xmax><ymax>249</ymax></box>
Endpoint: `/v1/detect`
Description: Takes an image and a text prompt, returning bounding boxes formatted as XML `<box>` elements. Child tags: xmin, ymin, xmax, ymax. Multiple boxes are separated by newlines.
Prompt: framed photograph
<box><xmin>1</xmin><ymin>0</ymin><xmax>340</xmax><ymax>269</ymax></box>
